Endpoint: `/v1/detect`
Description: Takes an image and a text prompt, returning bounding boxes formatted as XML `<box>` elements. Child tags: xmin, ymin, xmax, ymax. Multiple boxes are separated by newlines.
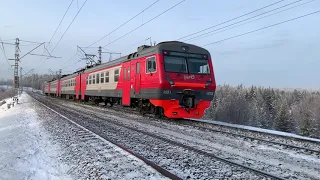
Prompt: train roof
<box><xmin>46</xmin><ymin>41</ymin><xmax>210</xmax><ymax>82</ymax></box>
<box><xmin>83</xmin><ymin>41</ymin><xmax>210</xmax><ymax>73</ymax></box>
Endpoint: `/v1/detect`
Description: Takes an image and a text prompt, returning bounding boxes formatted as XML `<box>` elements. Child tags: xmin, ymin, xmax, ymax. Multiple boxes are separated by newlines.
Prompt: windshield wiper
<box><xmin>177</xmin><ymin>59</ymin><xmax>187</xmax><ymax>76</ymax></box>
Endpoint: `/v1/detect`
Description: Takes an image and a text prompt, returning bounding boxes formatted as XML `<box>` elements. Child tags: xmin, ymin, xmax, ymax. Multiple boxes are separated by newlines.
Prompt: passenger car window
<box><xmin>123</xmin><ymin>68</ymin><xmax>126</xmax><ymax>81</ymax></box>
<box><xmin>97</xmin><ymin>73</ymin><xmax>100</xmax><ymax>84</ymax></box>
<box><xmin>100</xmin><ymin>72</ymin><xmax>104</xmax><ymax>83</ymax></box>
<box><xmin>146</xmin><ymin>56</ymin><xmax>156</xmax><ymax>73</ymax></box>
<box><xmin>114</xmin><ymin>69</ymin><xmax>119</xmax><ymax>82</ymax></box>
<box><xmin>92</xmin><ymin>74</ymin><xmax>96</xmax><ymax>84</ymax></box>
<box><xmin>105</xmin><ymin>71</ymin><xmax>109</xmax><ymax>83</ymax></box>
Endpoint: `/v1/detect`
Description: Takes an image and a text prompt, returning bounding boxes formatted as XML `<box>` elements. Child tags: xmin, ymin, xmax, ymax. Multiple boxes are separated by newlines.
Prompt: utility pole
<box><xmin>98</xmin><ymin>46</ymin><xmax>102</xmax><ymax>64</ymax></box>
<box><xmin>20</xmin><ymin>67</ymin><xmax>23</xmax><ymax>94</ymax></box>
<box><xmin>9</xmin><ymin>38</ymin><xmax>20</xmax><ymax>100</ymax></box>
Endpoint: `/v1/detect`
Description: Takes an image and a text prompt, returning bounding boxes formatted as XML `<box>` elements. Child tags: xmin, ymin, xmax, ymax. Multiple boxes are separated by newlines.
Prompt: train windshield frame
<box><xmin>163</xmin><ymin>51</ymin><xmax>210</xmax><ymax>75</ymax></box>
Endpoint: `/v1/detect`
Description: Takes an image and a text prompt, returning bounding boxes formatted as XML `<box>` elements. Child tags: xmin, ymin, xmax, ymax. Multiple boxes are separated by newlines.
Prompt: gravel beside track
<box><xmin>30</xmin><ymin>93</ymin><xmax>276</xmax><ymax>180</ymax></box>
<box><xmin>32</xmin><ymin>96</ymin><xmax>170</xmax><ymax>180</ymax></box>
<box><xmin>31</xmin><ymin>93</ymin><xmax>320</xmax><ymax>179</ymax></box>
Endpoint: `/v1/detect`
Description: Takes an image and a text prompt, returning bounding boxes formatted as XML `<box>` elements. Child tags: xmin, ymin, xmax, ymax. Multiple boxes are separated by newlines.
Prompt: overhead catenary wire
<box><xmin>103</xmin><ymin>0</ymin><xmax>186</xmax><ymax>48</ymax></box>
<box><xmin>116</xmin><ymin>37</ymin><xmax>151</xmax><ymax>55</ymax></box>
<box><xmin>48</xmin><ymin>0</ymin><xmax>74</xmax><ymax>47</ymax></box>
<box><xmin>60</xmin><ymin>0</ymin><xmax>162</xmax><ymax>72</ymax></box>
<box><xmin>0</xmin><ymin>38</ymin><xmax>11</xmax><ymax>67</ymax></box>
<box><xmin>176</xmin><ymin>0</ymin><xmax>285</xmax><ymax>41</ymax></box>
<box><xmin>33</xmin><ymin>0</ymin><xmax>87</xmax><ymax>74</ymax></box>
<box><xmin>19</xmin><ymin>40</ymin><xmax>45</xmax><ymax>44</ymax></box>
<box><xmin>184</xmin><ymin>0</ymin><xmax>305</xmax><ymax>42</ymax></box>
<box><xmin>187</xmin><ymin>0</ymin><xmax>315</xmax><ymax>43</ymax></box>
<box><xmin>202</xmin><ymin>10</ymin><xmax>320</xmax><ymax>47</ymax></box>
<box><xmin>86</xmin><ymin>0</ymin><xmax>160</xmax><ymax>49</ymax></box>
<box><xmin>51</xmin><ymin>0</ymin><xmax>88</xmax><ymax>53</ymax></box>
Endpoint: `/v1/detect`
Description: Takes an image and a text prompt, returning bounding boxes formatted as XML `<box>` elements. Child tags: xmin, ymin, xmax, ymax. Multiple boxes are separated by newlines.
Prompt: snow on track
<box><xmin>191</xmin><ymin>119</ymin><xmax>320</xmax><ymax>143</ymax></box>
<box><xmin>0</xmin><ymin>93</ymin><xmax>168</xmax><ymax>180</ymax></box>
<box><xmin>0</xmin><ymin>93</ymin><xmax>71</xmax><ymax>180</ymax></box>
<box><xmin>31</xmin><ymin>93</ymin><xmax>269</xmax><ymax>179</ymax></box>
<box><xmin>33</xmin><ymin>97</ymin><xmax>174</xmax><ymax>180</ymax></box>
<box><xmin>45</xmin><ymin>95</ymin><xmax>319</xmax><ymax>180</ymax></box>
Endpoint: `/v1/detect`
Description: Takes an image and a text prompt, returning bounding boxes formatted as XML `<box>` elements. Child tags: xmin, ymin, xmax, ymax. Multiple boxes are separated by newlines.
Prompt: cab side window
<box><xmin>136</xmin><ymin>62</ymin><xmax>140</xmax><ymax>74</ymax></box>
<box><xmin>146</xmin><ymin>56</ymin><xmax>156</xmax><ymax>73</ymax></box>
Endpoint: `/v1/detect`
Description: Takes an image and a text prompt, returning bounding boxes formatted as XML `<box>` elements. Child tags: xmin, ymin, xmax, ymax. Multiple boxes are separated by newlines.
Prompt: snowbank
<box><xmin>192</xmin><ymin>119</ymin><xmax>320</xmax><ymax>143</ymax></box>
<box><xmin>0</xmin><ymin>93</ymin><xmax>72</xmax><ymax>179</ymax></box>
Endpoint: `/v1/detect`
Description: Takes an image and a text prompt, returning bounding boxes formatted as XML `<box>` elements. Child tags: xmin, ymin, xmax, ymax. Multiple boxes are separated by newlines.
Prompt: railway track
<box><xmin>177</xmin><ymin>119</ymin><xmax>320</xmax><ymax>155</ymax></box>
<box><xmin>31</xmin><ymin>92</ymin><xmax>295</xmax><ymax>180</ymax></box>
<box><xmin>43</xmin><ymin>93</ymin><xmax>320</xmax><ymax>155</ymax></box>
<box><xmin>32</xmin><ymin>94</ymin><xmax>182</xmax><ymax>180</ymax></box>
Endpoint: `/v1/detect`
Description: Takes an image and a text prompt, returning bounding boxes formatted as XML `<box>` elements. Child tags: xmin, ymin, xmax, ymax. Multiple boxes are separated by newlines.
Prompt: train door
<box><xmin>122</xmin><ymin>63</ymin><xmax>131</xmax><ymax>106</ymax></box>
<box><xmin>134</xmin><ymin>61</ymin><xmax>141</xmax><ymax>94</ymax></box>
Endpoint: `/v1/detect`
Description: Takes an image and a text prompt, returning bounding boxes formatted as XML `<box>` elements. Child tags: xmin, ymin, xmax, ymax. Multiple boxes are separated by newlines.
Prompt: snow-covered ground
<box><xmin>0</xmin><ymin>93</ymin><xmax>167</xmax><ymax>179</ymax></box>
<box><xmin>192</xmin><ymin>119</ymin><xmax>320</xmax><ymax>143</ymax></box>
<box><xmin>55</xmin><ymin>99</ymin><xmax>320</xmax><ymax>180</ymax></box>
<box><xmin>0</xmin><ymin>94</ymin><xmax>71</xmax><ymax>180</ymax></box>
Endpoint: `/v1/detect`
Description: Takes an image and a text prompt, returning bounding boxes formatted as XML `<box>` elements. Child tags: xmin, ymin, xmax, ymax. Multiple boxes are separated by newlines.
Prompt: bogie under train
<box><xmin>43</xmin><ymin>41</ymin><xmax>216</xmax><ymax>119</ymax></box>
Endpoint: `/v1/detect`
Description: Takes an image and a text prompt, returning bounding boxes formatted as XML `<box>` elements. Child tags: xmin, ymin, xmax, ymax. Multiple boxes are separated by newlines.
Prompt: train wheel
<box><xmin>155</xmin><ymin>106</ymin><xmax>164</xmax><ymax>119</ymax></box>
<box><xmin>138</xmin><ymin>100</ymin><xmax>145</xmax><ymax>115</ymax></box>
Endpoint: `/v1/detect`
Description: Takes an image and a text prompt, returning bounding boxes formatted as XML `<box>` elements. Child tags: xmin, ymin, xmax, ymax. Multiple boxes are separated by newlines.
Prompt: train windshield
<box><xmin>187</xmin><ymin>58</ymin><xmax>210</xmax><ymax>74</ymax></box>
<box><xmin>163</xmin><ymin>56</ymin><xmax>188</xmax><ymax>73</ymax></box>
<box><xmin>163</xmin><ymin>53</ymin><xmax>210</xmax><ymax>74</ymax></box>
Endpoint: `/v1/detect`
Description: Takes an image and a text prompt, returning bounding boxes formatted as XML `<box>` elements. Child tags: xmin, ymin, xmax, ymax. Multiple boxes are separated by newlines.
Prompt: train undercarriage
<box><xmin>46</xmin><ymin>93</ymin><xmax>166</xmax><ymax>118</ymax></box>
<box><xmin>45</xmin><ymin>88</ymin><xmax>206</xmax><ymax>119</ymax></box>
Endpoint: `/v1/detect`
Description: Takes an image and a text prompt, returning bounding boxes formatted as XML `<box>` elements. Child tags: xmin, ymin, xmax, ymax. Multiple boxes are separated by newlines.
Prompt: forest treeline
<box><xmin>204</xmin><ymin>85</ymin><xmax>320</xmax><ymax>139</ymax></box>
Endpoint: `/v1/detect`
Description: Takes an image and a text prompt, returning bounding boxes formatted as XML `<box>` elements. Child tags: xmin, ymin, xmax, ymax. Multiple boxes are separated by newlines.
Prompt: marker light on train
<box><xmin>163</xmin><ymin>51</ymin><xmax>168</xmax><ymax>54</ymax></box>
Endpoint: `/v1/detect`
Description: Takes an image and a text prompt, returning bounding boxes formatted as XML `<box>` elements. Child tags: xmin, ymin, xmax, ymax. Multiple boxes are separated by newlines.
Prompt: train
<box><xmin>43</xmin><ymin>41</ymin><xmax>216</xmax><ymax>119</ymax></box>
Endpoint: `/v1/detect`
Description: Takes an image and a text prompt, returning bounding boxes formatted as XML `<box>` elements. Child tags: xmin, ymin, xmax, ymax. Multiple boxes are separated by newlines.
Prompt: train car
<box><xmin>48</xmin><ymin>79</ymin><xmax>58</xmax><ymax>97</ymax></box>
<box><xmin>43</xmin><ymin>82</ymin><xmax>49</xmax><ymax>95</ymax></box>
<box><xmin>73</xmin><ymin>41</ymin><xmax>216</xmax><ymax>119</ymax></box>
<box><xmin>60</xmin><ymin>73</ymin><xmax>77</xmax><ymax>99</ymax></box>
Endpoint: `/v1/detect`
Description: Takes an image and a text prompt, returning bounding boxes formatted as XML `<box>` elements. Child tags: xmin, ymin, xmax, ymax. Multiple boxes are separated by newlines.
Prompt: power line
<box><xmin>117</xmin><ymin>37</ymin><xmax>151</xmax><ymax>52</ymax></box>
<box><xmin>187</xmin><ymin>0</ymin><xmax>315</xmax><ymax>43</ymax></box>
<box><xmin>103</xmin><ymin>0</ymin><xmax>186</xmax><ymax>48</ymax></box>
<box><xmin>185</xmin><ymin>0</ymin><xmax>307</xmax><ymax>42</ymax></box>
<box><xmin>86</xmin><ymin>0</ymin><xmax>160</xmax><ymax>48</ymax></box>
<box><xmin>48</xmin><ymin>0</ymin><xmax>74</xmax><ymax>47</ymax></box>
<box><xmin>0</xmin><ymin>38</ymin><xmax>11</xmax><ymax>67</ymax></box>
<box><xmin>20</xmin><ymin>42</ymin><xmax>45</xmax><ymax>60</ymax></box>
<box><xmin>0</xmin><ymin>41</ymin><xmax>15</xmax><ymax>45</ymax></box>
<box><xmin>203</xmin><ymin>10</ymin><xmax>320</xmax><ymax>47</ymax></box>
<box><xmin>176</xmin><ymin>0</ymin><xmax>285</xmax><ymax>41</ymax></box>
<box><xmin>33</xmin><ymin>0</ymin><xmax>87</xmax><ymax>74</ymax></box>
<box><xmin>19</xmin><ymin>40</ymin><xmax>44</xmax><ymax>44</ymax></box>
<box><xmin>51</xmin><ymin>0</ymin><xmax>88</xmax><ymax>53</ymax></box>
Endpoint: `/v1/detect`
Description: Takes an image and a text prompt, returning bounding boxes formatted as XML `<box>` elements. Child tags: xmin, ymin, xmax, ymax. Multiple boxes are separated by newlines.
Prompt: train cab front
<box><xmin>150</xmin><ymin>43</ymin><xmax>216</xmax><ymax>119</ymax></box>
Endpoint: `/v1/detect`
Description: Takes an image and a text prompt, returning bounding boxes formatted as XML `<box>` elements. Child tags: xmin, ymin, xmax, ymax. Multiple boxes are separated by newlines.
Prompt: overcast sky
<box><xmin>0</xmin><ymin>0</ymin><xmax>319</xmax><ymax>89</ymax></box>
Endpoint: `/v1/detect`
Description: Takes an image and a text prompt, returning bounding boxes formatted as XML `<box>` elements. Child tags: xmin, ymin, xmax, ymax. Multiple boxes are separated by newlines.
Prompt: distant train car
<box><xmin>60</xmin><ymin>73</ymin><xmax>77</xmax><ymax>99</ymax></box>
<box><xmin>45</xmin><ymin>41</ymin><xmax>216</xmax><ymax>119</ymax></box>
<box><xmin>43</xmin><ymin>82</ymin><xmax>49</xmax><ymax>95</ymax></box>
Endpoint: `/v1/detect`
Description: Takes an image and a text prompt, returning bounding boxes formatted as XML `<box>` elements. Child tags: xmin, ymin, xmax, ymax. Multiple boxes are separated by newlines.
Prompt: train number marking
<box><xmin>206</xmin><ymin>92</ymin><xmax>214</xmax><ymax>96</ymax></box>
<box><xmin>163</xmin><ymin>90</ymin><xmax>172</xmax><ymax>94</ymax></box>
<box><xmin>184</xmin><ymin>75</ymin><xmax>195</xmax><ymax>80</ymax></box>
